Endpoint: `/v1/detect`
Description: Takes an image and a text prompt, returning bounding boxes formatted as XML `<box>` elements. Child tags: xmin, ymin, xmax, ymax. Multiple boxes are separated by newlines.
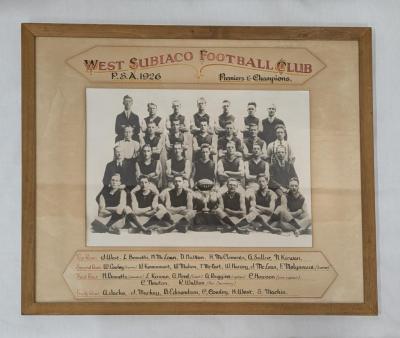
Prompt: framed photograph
<box><xmin>22</xmin><ymin>24</ymin><xmax>377</xmax><ymax>315</ymax></box>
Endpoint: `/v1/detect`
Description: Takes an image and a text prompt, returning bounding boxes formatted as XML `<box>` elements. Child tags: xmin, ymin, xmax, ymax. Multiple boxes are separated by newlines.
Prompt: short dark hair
<box><xmin>123</xmin><ymin>95</ymin><xmax>132</xmax><ymax>101</ymax></box>
<box><xmin>248</xmin><ymin>102</ymin><xmax>256</xmax><ymax>107</ymax></box>
<box><xmin>257</xmin><ymin>173</ymin><xmax>269</xmax><ymax>181</ymax></box>
<box><xmin>138</xmin><ymin>175</ymin><xmax>149</xmax><ymax>182</ymax></box>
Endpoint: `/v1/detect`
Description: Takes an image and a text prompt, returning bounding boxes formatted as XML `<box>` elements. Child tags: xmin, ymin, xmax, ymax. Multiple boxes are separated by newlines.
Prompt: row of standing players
<box><xmin>91</xmin><ymin>95</ymin><xmax>311</xmax><ymax>235</ymax></box>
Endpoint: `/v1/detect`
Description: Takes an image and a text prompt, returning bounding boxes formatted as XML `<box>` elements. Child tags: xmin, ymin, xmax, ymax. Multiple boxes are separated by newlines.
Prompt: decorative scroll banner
<box><xmin>66</xmin><ymin>46</ymin><xmax>326</xmax><ymax>84</ymax></box>
<box><xmin>63</xmin><ymin>250</ymin><xmax>337</xmax><ymax>300</ymax></box>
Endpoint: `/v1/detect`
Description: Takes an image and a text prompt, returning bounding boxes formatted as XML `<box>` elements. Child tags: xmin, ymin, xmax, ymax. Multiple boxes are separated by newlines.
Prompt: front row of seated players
<box><xmin>91</xmin><ymin>172</ymin><xmax>311</xmax><ymax>236</ymax></box>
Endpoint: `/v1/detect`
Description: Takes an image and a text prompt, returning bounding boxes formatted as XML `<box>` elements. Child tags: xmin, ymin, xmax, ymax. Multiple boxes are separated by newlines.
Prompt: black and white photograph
<box><xmin>86</xmin><ymin>88</ymin><xmax>312</xmax><ymax>247</ymax></box>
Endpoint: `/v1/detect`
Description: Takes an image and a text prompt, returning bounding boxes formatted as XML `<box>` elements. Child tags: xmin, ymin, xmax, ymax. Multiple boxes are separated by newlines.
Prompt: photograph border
<box><xmin>21</xmin><ymin>23</ymin><xmax>377</xmax><ymax>315</ymax></box>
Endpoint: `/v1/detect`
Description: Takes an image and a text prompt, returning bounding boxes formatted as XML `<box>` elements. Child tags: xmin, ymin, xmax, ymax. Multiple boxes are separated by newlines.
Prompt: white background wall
<box><xmin>0</xmin><ymin>0</ymin><xmax>398</xmax><ymax>337</ymax></box>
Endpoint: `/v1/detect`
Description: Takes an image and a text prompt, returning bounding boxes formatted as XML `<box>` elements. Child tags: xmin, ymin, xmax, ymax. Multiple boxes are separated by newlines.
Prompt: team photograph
<box><xmin>86</xmin><ymin>89</ymin><xmax>312</xmax><ymax>247</ymax></box>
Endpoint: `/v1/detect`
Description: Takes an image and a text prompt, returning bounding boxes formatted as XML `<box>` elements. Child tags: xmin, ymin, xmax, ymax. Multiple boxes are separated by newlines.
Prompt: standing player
<box><xmin>114</xmin><ymin>95</ymin><xmax>140</xmax><ymax>142</ymax></box>
<box><xmin>260</xmin><ymin>104</ymin><xmax>286</xmax><ymax>146</ymax></box>
<box><xmin>214</xmin><ymin>100</ymin><xmax>237</xmax><ymax>139</ymax></box>
<box><xmin>165</xmin><ymin>118</ymin><xmax>187</xmax><ymax>159</ymax></box>
<box><xmin>166</xmin><ymin>100</ymin><xmax>188</xmax><ymax>132</ymax></box>
<box><xmin>91</xmin><ymin>173</ymin><xmax>126</xmax><ymax>235</ymax></box>
<box><xmin>242</xmin><ymin>123</ymin><xmax>267</xmax><ymax>160</ymax></box>
<box><xmin>125</xmin><ymin>175</ymin><xmax>172</xmax><ymax>234</ymax></box>
<box><xmin>217</xmin><ymin>121</ymin><xmax>244</xmax><ymax>158</ymax></box>
<box><xmin>190</xmin><ymin>97</ymin><xmax>213</xmax><ymax>135</ymax></box>
<box><xmin>266</xmin><ymin>124</ymin><xmax>295</xmax><ymax>164</ymax></box>
<box><xmin>192</xmin><ymin>119</ymin><xmax>217</xmax><ymax>161</ymax></box>
<box><xmin>240</xmin><ymin>102</ymin><xmax>261</xmax><ymax>139</ymax></box>
<box><xmin>142</xmin><ymin>121</ymin><xmax>164</xmax><ymax>161</ymax></box>
<box><xmin>140</xmin><ymin>102</ymin><xmax>165</xmax><ymax>135</ymax></box>
<box><xmin>158</xmin><ymin>175</ymin><xmax>195</xmax><ymax>233</ymax></box>
<box><xmin>217</xmin><ymin>141</ymin><xmax>245</xmax><ymax>187</ymax></box>
<box><xmin>136</xmin><ymin>144</ymin><xmax>162</xmax><ymax>189</ymax></box>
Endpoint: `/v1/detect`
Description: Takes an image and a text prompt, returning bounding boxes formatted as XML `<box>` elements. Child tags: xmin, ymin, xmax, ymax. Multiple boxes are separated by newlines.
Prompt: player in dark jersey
<box><xmin>214</xmin><ymin>100</ymin><xmax>237</xmax><ymax>139</ymax></box>
<box><xmin>91</xmin><ymin>173</ymin><xmax>126</xmax><ymax>235</ymax></box>
<box><xmin>244</xmin><ymin>143</ymin><xmax>269</xmax><ymax>190</ymax></box>
<box><xmin>246</xmin><ymin>174</ymin><xmax>282</xmax><ymax>234</ymax></box>
<box><xmin>217</xmin><ymin>121</ymin><xmax>244</xmax><ymax>158</ymax></box>
<box><xmin>158</xmin><ymin>175</ymin><xmax>195</xmax><ymax>233</ymax></box>
<box><xmin>243</xmin><ymin>123</ymin><xmax>267</xmax><ymax>160</ymax></box>
<box><xmin>240</xmin><ymin>102</ymin><xmax>261</xmax><ymax>139</ymax></box>
<box><xmin>142</xmin><ymin>121</ymin><xmax>163</xmax><ymax>161</ymax></box>
<box><xmin>135</xmin><ymin>144</ymin><xmax>162</xmax><ymax>190</ymax></box>
<box><xmin>215</xmin><ymin>178</ymin><xmax>250</xmax><ymax>234</ymax></box>
<box><xmin>274</xmin><ymin>177</ymin><xmax>311</xmax><ymax>235</ymax></box>
<box><xmin>140</xmin><ymin>102</ymin><xmax>165</xmax><ymax>135</ymax></box>
<box><xmin>165</xmin><ymin>118</ymin><xmax>187</xmax><ymax>159</ymax></box>
<box><xmin>166</xmin><ymin>100</ymin><xmax>188</xmax><ymax>132</ymax></box>
<box><xmin>269</xmin><ymin>144</ymin><xmax>297</xmax><ymax>205</ymax></box>
<box><xmin>165</xmin><ymin>142</ymin><xmax>191</xmax><ymax>188</ymax></box>
<box><xmin>125</xmin><ymin>175</ymin><xmax>172</xmax><ymax>234</ymax></box>
<box><xmin>190</xmin><ymin>144</ymin><xmax>217</xmax><ymax>188</ymax></box>
<box><xmin>190</xmin><ymin>97</ymin><xmax>214</xmax><ymax>135</ymax></box>
<box><xmin>192</xmin><ymin>119</ymin><xmax>217</xmax><ymax>161</ymax></box>
<box><xmin>217</xmin><ymin>140</ymin><xmax>244</xmax><ymax>187</ymax></box>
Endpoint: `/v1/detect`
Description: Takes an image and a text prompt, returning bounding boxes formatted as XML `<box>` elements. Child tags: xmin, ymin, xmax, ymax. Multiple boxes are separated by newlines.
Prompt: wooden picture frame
<box><xmin>21</xmin><ymin>23</ymin><xmax>377</xmax><ymax>315</ymax></box>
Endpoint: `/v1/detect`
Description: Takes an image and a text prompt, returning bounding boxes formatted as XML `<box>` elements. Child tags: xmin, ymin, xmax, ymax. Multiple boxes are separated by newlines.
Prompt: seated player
<box><xmin>217</xmin><ymin>140</ymin><xmax>244</xmax><ymax>187</ymax></box>
<box><xmin>217</xmin><ymin>121</ymin><xmax>243</xmax><ymax>158</ymax></box>
<box><xmin>140</xmin><ymin>102</ymin><xmax>165</xmax><ymax>135</ymax></box>
<box><xmin>214</xmin><ymin>178</ymin><xmax>250</xmax><ymax>234</ymax></box>
<box><xmin>142</xmin><ymin>120</ymin><xmax>164</xmax><ymax>161</ymax></box>
<box><xmin>275</xmin><ymin>177</ymin><xmax>311</xmax><ymax>235</ymax></box>
<box><xmin>214</xmin><ymin>100</ymin><xmax>237</xmax><ymax>139</ymax></box>
<box><xmin>158</xmin><ymin>175</ymin><xmax>195</xmax><ymax>234</ymax></box>
<box><xmin>165</xmin><ymin>142</ymin><xmax>191</xmax><ymax>188</ymax></box>
<box><xmin>91</xmin><ymin>174</ymin><xmax>126</xmax><ymax>235</ymax></box>
<box><xmin>240</xmin><ymin>102</ymin><xmax>261</xmax><ymax>139</ymax></box>
<box><xmin>190</xmin><ymin>97</ymin><xmax>213</xmax><ymax>135</ymax></box>
<box><xmin>192</xmin><ymin>119</ymin><xmax>217</xmax><ymax>161</ymax></box>
<box><xmin>125</xmin><ymin>175</ymin><xmax>172</xmax><ymax>234</ymax></box>
<box><xmin>266</xmin><ymin>124</ymin><xmax>295</xmax><ymax>164</ymax></box>
<box><xmin>244</xmin><ymin>143</ymin><xmax>269</xmax><ymax>190</ymax></box>
<box><xmin>136</xmin><ymin>144</ymin><xmax>162</xmax><ymax>189</ymax></box>
<box><xmin>190</xmin><ymin>144</ymin><xmax>217</xmax><ymax>188</ymax></box>
<box><xmin>102</xmin><ymin>145</ymin><xmax>135</xmax><ymax>190</ymax></box>
<box><xmin>165</xmin><ymin>118</ymin><xmax>187</xmax><ymax>159</ymax></box>
<box><xmin>246</xmin><ymin>174</ymin><xmax>282</xmax><ymax>234</ymax></box>
<box><xmin>243</xmin><ymin>123</ymin><xmax>267</xmax><ymax>160</ymax></box>
<box><xmin>269</xmin><ymin>145</ymin><xmax>297</xmax><ymax>205</ymax></box>
<box><xmin>166</xmin><ymin>100</ymin><xmax>188</xmax><ymax>132</ymax></box>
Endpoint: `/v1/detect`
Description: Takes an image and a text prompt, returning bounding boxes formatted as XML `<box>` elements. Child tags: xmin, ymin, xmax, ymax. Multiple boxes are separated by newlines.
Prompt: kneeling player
<box><xmin>125</xmin><ymin>175</ymin><xmax>172</xmax><ymax>234</ymax></box>
<box><xmin>91</xmin><ymin>174</ymin><xmax>126</xmax><ymax>235</ymax></box>
<box><xmin>158</xmin><ymin>175</ymin><xmax>195</xmax><ymax>233</ymax></box>
<box><xmin>246</xmin><ymin>174</ymin><xmax>282</xmax><ymax>234</ymax></box>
